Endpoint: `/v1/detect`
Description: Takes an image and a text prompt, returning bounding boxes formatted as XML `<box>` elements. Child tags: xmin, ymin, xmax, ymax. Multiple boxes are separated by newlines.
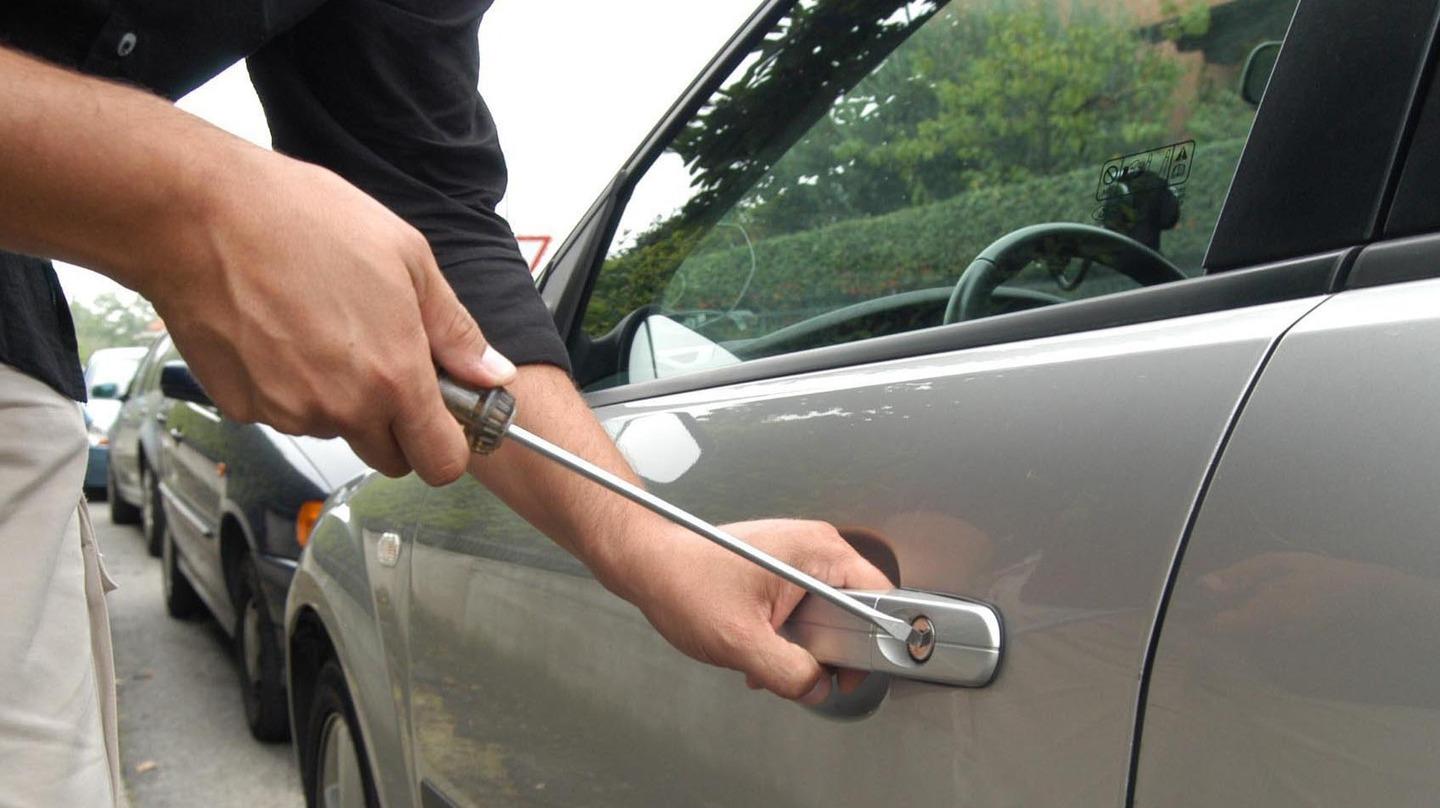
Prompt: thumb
<box><xmin>742</xmin><ymin>629</ymin><xmax>830</xmax><ymax>705</ymax></box>
<box><xmin>414</xmin><ymin>257</ymin><xmax>517</xmax><ymax>388</ymax></box>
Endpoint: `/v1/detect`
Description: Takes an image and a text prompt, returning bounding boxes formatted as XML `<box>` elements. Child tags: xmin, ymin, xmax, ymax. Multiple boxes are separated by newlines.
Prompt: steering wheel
<box><xmin>943</xmin><ymin>223</ymin><xmax>1187</xmax><ymax>324</ymax></box>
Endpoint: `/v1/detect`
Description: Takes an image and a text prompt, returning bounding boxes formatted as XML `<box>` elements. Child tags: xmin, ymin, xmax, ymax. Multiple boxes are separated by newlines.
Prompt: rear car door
<box><xmin>1135</xmin><ymin>4</ymin><xmax>1440</xmax><ymax>802</ymax></box>
<box><xmin>404</xmin><ymin>1</ymin><xmax>1425</xmax><ymax>805</ymax></box>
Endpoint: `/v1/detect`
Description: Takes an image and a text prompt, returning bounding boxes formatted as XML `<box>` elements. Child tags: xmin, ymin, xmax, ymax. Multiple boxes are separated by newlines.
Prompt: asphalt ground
<box><xmin>92</xmin><ymin>499</ymin><xmax>305</xmax><ymax>808</ymax></box>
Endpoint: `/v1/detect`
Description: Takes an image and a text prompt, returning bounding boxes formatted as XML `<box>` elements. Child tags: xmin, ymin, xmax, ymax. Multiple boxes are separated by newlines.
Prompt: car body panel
<box><xmin>162</xmin><ymin>400</ymin><xmax>231</xmax><ymax>621</ymax></box>
<box><xmin>108</xmin><ymin>335</ymin><xmax>175</xmax><ymax>505</ymax></box>
<box><xmin>85</xmin><ymin>443</ymin><xmax>110</xmax><ymax>491</ymax></box>
<box><xmin>288</xmin><ymin>471</ymin><xmax>432</xmax><ymax>808</ymax></box>
<box><xmin>284</xmin><ymin>432</ymin><xmax>370</xmax><ymax>492</ymax></box>
<box><xmin>400</xmin><ymin>296</ymin><xmax>1320</xmax><ymax>807</ymax></box>
<box><xmin>160</xmin><ymin>393</ymin><xmax>366</xmax><ymax>632</ymax></box>
<box><xmin>1134</xmin><ymin>278</ymin><xmax>1440</xmax><ymax>806</ymax></box>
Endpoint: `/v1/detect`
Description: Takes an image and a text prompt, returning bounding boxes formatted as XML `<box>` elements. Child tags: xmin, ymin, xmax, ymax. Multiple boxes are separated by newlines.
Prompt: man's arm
<box><xmin>472</xmin><ymin>364</ymin><xmax>892</xmax><ymax>701</ymax></box>
<box><xmin>0</xmin><ymin>45</ymin><xmax>892</xmax><ymax>701</ymax></box>
<box><xmin>0</xmin><ymin>45</ymin><xmax>513</xmax><ymax>483</ymax></box>
<box><xmin>240</xmin><ymin>0</ymin><xmax>895</xmax><ymax>700</ymax></box>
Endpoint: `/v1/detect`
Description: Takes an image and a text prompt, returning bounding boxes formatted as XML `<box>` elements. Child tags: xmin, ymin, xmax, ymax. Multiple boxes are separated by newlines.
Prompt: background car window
<box><xmin>578</xmin><ymin>0</ymin><xmax>1298</xmax><ymax>390</ymax></box>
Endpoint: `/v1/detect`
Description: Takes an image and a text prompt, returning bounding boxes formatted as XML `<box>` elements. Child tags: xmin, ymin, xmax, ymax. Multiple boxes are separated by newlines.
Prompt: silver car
<box><xmin>287</xmin><ymin>0</ymin><xmax>1440</xmax><ymax>805</ymax></box>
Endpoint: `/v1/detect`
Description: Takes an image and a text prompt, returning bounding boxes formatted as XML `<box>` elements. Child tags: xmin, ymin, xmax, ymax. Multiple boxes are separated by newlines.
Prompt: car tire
<box><xmin>161</xmin><ymin>525</ymin><xmax>201</xmax><ymax>619</ymax></box>
<box><xmin>108</xmin><ymin>464</ymin><xmax>141</xmax><ymax>525</ymax></box>
<box><xmin>141</xmin><ymin>465</ymin><xmax>165</xmax><ymax>558</ymax></box>
<box><xmin>234</xmin><ymin>555</ymin><xmax>290</xmax><ymax>742</ymax></box>
<box><xmin>303</xmin><ymin>661</ymin><xmax>379</xmax><ymax>808</ymax></box>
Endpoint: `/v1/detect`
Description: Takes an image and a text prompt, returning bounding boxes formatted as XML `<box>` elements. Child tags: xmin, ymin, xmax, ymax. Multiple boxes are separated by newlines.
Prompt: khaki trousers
<box><xmin>0</xmin><ymin>364</ymin><xmax>125</xmax><ymax>807</ymax></box>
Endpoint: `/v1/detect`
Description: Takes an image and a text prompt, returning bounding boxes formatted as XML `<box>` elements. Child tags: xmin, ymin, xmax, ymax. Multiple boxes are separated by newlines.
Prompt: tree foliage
<box><xmin>71</xmin><ymin>292</ymin><xmax>160</xmax><ymax>364</ymax></box>
<box><xmin>671</xmin><ymin>0</ymin><xmax>944</xmax><ymax>227</ymax></box>
<box><xmin>740</xmin><ymin>1</ymin><xmax>1191</xmax><ymax>237</ymax></box>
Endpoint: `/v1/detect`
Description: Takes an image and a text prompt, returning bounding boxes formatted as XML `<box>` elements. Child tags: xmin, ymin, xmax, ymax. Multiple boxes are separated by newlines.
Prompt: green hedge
<box><xmin>598</xmin><ymin>137</ymin><xmax>1244</xmax><ymax>335</ymax></box>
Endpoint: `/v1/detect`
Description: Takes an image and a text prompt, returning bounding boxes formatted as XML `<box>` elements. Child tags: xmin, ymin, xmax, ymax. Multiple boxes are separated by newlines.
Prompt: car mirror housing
<box><xmin>159</xmin><ymin>361</ymin><xmax>213</xmax><ymax>408</ymax></box>
<box><xmin>1241</xmin><ymin>40</ymin><xmax>1283</xmax><ymax>106</ymax></box>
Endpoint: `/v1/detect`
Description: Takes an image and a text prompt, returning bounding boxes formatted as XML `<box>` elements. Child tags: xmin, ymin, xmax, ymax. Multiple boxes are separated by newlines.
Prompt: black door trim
<box><xmin>1345</xmin><ymin>231</ymin><xmax>1440</xmax><ymax>289</ymax></box>
<box><xmin>1206</xmin><ymin>0</ymin><xmax>1440</xmax><ymax>269</ymax></box>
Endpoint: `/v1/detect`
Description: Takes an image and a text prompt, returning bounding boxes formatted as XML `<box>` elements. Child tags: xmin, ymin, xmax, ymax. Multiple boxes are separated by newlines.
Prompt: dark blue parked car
<box><xmin>114</xmin><ymin>341</ymin><xmax>368</xmax><ymax>741</ymax></box>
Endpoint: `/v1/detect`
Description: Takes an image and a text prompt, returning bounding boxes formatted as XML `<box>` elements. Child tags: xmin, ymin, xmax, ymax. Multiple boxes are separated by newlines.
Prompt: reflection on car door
<box><xmin>161</xmin><ymin>399</ymin><xmax>230</xmax><ymax>620</ymax></box>
<box><xmin>111</xmin><ymin>338</ymin><xmax>168</xmax><ymax>497</ymax></box>
<box><xmin>1136</xmin><ymin>272</ymin><xmax>1440</xmax><ymax>806</ymax></box>
<box><xmin>406</xmin><ymin>293</ymin><xmax>1320</xmax><ymax>806</ymax></box>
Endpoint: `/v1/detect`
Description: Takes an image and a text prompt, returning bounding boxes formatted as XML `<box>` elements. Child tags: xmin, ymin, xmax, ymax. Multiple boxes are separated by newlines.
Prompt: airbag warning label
<box><xmin>1096</xmin><ymin>140</ymin><xmax>1195</xmax><ymax>201</ymax></box>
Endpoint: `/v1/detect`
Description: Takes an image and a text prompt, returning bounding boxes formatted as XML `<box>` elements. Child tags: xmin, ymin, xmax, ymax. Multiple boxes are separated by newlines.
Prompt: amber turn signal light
<box><xmin>295</xmin><ymin>500</ymin><xmax>325</xmax><ymax>548</ymax></box>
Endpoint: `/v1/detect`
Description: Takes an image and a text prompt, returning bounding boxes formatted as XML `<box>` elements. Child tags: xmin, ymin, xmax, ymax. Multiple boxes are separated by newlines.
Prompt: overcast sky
<box><xmin>57</xmin><ymin>0</ymin><xmax>760</xmax><ymax>305</ymax></box>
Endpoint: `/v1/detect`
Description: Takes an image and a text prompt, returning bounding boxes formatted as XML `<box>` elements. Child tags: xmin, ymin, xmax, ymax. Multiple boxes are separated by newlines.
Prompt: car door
<box><xmin>110</xmin><ymin>335</ymin><xmax>169</xmax><ymax>497</ymax></box>
<box><xmin>158</xmin><ymin>360</ymin><xmax>231</xmax><ymax>619</ymax></box>
<box><xmin>403</xmin><ymin>1</ymin><xmax>1422</xmax><ymax>805</ymax></box>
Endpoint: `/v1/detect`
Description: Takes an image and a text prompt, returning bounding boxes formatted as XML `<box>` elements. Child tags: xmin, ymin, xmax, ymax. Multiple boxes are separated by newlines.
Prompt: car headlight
<box><xmin>87</xmin><ymin>422</ymin><xmax>110</xmax><ymax>448</ymax></box>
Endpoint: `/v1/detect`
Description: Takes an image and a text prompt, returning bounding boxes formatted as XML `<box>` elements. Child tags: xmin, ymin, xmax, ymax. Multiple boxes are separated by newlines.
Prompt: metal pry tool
<box><xmin>437</xmin><ymin>375</ymin><xmax>926</xmax><ymax>647</ymax></box>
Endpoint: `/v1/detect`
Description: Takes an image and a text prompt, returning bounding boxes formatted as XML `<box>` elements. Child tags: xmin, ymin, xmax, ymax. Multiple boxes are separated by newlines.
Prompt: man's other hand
<box><xmin>610</xmin><ymin>518</ymin><xmax>895</xmax><ymax>704</ymax></box>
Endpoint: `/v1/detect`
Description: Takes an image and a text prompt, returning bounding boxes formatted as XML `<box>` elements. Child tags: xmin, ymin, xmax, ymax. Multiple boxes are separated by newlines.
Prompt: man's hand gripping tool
<box><xmin>437</xmin><ymin>375</ymin><xmax>930</xmax><ymax>650</ymax></box>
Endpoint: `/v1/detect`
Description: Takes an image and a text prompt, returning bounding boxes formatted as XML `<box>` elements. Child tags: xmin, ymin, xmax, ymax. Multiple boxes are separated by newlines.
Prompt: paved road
<box><xmin>94</xmin><ymin>501</ymin><xmax>305</xmax><ymax>808</ymax></box>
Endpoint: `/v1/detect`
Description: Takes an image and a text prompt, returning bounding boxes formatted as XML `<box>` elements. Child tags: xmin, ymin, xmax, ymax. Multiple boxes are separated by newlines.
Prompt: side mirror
<box><xmin>90</xmin><ymin>382</ymin><xmax>120</xmax><ymax>400</ymax></box>
<box><xmin>1240</xmin><ymin>40</ymin><xmax>1283</xmax><ymax>106</ymax></box>
<box><xmin>159</xmin><ymin>362</ymin><xmax>213</xmax><ymax>408</ymax></box>
<box><xmin>627</xmin><ymin>314</ymin><xmax>741</xmax><ymax>383</ymax></box>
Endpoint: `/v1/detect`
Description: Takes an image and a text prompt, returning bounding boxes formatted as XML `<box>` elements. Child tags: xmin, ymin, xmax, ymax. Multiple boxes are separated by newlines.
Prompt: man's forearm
<box><xmin>468</xmin><ymin>364</ymin><xmax>897</xmax><ymax>702</ymax></box>
<box><xmin>0</xmin><ymin>46</ymin><xmax>234</xmax><ymax>294</ymax></box>
<box><xmin>466</xmin><ymin>363</ymin><xmax>659</xmax><ymax>602</ymax></box>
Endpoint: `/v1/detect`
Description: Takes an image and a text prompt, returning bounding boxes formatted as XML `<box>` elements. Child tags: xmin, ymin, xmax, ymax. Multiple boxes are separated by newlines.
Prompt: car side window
<box><xmin>576</xmin><ymin>0</ymin><xmax>1298</xmax><ymax>390</ymax></box>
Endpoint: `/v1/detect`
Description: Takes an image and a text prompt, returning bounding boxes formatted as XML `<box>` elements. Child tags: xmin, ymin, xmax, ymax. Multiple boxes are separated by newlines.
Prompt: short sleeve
<box><xmin>245</xmin><ymin>0</ymin><xmax>569</xmax><ymax>372</ymax></box>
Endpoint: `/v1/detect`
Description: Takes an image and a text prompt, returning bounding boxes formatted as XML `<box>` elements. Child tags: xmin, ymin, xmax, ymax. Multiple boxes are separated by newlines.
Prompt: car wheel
<box><xmin>141</xmin><ymin>465</ymin><xmax>165</xmax><ymax>558</ymax></box>
<box><xmin>303</xmin><ymin>661</ymin><xmax>379</xmax><ymax>808</ymax></box>
<box><xmin>235</xmin><ymin>555</ymin><xmax>289</xmax><ymax>742</ymax></box>
<box><xmin>107</xmin><ymin>464</ymin><xmax>141</xmax><ymax>525</ymax></box>
<box><xmin>161</xmin><ymin>525</ymin><xmax>201</xmax><ymax>619</ymax></box>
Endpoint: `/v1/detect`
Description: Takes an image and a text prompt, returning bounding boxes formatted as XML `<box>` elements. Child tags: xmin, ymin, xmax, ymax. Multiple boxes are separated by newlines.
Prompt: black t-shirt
<box><xmin>0</xmin><ymin>0</ymin><xmax>569</xmax><ymax>401</ymax></box>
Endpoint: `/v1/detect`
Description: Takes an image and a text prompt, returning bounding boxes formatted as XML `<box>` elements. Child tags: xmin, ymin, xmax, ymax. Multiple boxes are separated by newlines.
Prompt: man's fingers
<box><xmin>835</xmin><ymin>668</ymin><xmax>869</xmax><ymax>695</ymax></box>
<box><xmin>390</xmin><ymin>380</ymin><xmax>472</xmax><ymax>486</ymax></box>
<box><xmin>741</xmin><ymin>629</ymin><xmax>828</xmax><ymax>704</ymax></box>
<box><xmin>413</xmin><ymin>255</ymin><xmax>516</xmax><ymax>389</ymax></box>
<box><xmin>347</xmin><ymin>424</ymin><xmax>410</xmax><ymax>479</ymax></box>
<box><xmin>838</xmin><ymin>554</ymin><xmax>894</xmax><ymax>591</ymax></box>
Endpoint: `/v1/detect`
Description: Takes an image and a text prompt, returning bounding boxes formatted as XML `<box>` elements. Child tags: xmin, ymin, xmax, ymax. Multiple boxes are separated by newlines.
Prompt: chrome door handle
<box><xmin>781</xmin><ymin>588</ymin><xmax>1002</xmax><ymax>687</ymax></box>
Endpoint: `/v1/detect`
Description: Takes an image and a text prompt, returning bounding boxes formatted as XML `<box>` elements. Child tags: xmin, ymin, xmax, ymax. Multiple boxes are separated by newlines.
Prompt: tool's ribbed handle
<box><xmin>438</xmin><ymin>374</ymin><xmax>517</xmax><ymax>454</ymax></box>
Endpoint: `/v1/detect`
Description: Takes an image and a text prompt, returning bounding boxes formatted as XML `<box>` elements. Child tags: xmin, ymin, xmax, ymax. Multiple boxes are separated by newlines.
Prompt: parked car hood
<box><xmin>268</xmin><ymin>429</ymin><xmax>369</xmax><ymax>492</ymax></box>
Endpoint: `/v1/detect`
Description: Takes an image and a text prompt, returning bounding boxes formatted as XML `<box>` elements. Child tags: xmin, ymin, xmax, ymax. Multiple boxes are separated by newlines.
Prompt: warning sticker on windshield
<box><xmin>1095</xmin><ymin>140</ymin><xmax>1195</xmax><ymax>201</ymax></box>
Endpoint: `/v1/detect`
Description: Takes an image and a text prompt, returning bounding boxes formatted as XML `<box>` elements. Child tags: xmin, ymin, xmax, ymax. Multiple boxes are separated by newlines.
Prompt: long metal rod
<box><xmin>504</xmin><ymin>423</ymin><xmax>918</xmax><ymax>645</ymax></box>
